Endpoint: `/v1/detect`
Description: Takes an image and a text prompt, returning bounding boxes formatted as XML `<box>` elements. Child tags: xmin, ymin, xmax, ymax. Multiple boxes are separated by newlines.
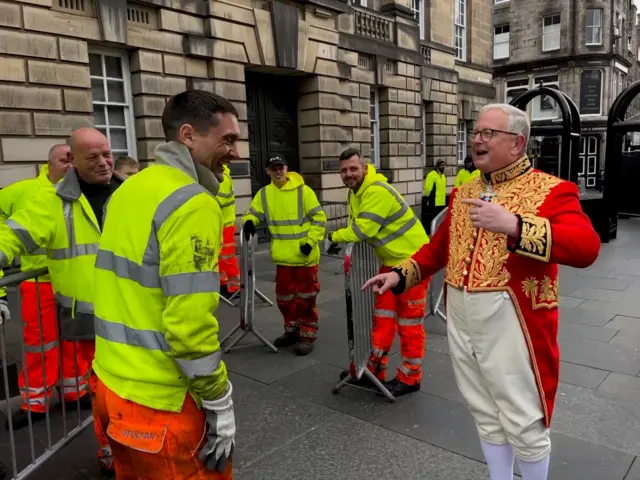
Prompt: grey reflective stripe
<box><xmin>48</xmin><ymin>242</ymin><xmax>99</xmax><ymax>260</ymax></box>
<box><xmin>56</xmin><ymin>292</ymin><xmax>94</xmax><ymax>314</ymax></box>
<box><xmin>303</xmin><ymin>205</ymin><xmax>322</xmax><ymax>223</ymax></box>
<box><xmin>402</xmin><ymin>356</ymin><xmax>423</xmax><ymax>365</ymax></box>
<box><xmin>96</xmin><ymin>250</ymin><xmax>160</xmax><ymax>288</ymax></box>
<box><xmin>5</xmin><ymin>219</ymin><xmax>39</xmax><ymax>253</ymax></box>
<box><xmin>261</xmin><ymin>185</ymin><xmax>306</xmax><ymax>227</ymax></box>
<box><xmin>372</xmin><ymin>181</ymin><xmax>407</xmax><ymax>207</ymax></box>
<box><xmin>276</xmin><ymin>294</ymin><xmax>295</xmax><ymax>301</ymax></box>
<box><xmin>408</xmin><ymin>299</ymin><xmax>426</xmax><ymax>306</ymax></box>
<box><xmin>374</xmin><ymin>309</ymin><xmax>397</xmax><ymax>318</ymax></box>
<box><xmin>24</xmin><ymin>340</ymin><xmax>58</xmax><ymax>353</ymax></box>
<box><xmin>0</xmin><ymin>250</ymin><xmax>7</xmax><ymax>267</ymax></box>
<box><xmin>358</xmin><ymin>203</ymin><xmax>409</xmax><ymax>228</ymax></box>
<box><xmin>271</xmin><ymin>231</ymin><xmax>308</xmax><ymax>240</ymax></box>
<box><xmin>351</xmin><ymin>222</ymin><xmax>369</xmax><ymax>241</ymax></box>
<box><xmin>161</xmin><ymin>271</ymin><xmax>220</xmax><ymax>297</ymax></box>
<box><xmin>31</xmin><ymin>247</ymin><xmax>47</xmax><ymax>256</ymax></box>
<box><xmin>261</xmin><ymin>188</ymin><xmax>269</xmax><ymax>223</ymax></box>
<box><xmin>398</xmin><ymin>316</ymin><xmax>424</xmax><ymax>326</ymax></box>
<box><xmin>218</xmin><ymin>200</ymin><xmax>234</xmax><ymax>208</ymax></box>
<box><xmin>175</xmin><ymin>351</ymin><xmax>222</xmax><ymax>379</ymax></box>
<box><xmin>95</xmin><ymin>316</ymin><xmax>170</xmax><ymax>352</ymax></box>
<box><xmin>297</xmin><ymin>291</ymin><xmax>317</xmax><ymax>299</ymax></box>
<box><xmin>370</xmin><ymin>216</ymin><xmax>418</xmax><ymax>248</ymax></box>
<box><xmin>399</xmin><ymin>364</ymin><xmax>420</xmax><ymax>376</ymax></box>
<box><xmin>311</xmin><ymin>220</ymin><xmax>326</xmax><ymax>227</ymax></box>
<box><xmin>247</xmin><ymin>208</ymin><xmax>265</xmax><ymax>223</ymax></box>
<box><xmin>217</xmin><ymin>191</ymin><xmax>233</xmax><ymax>198</ymax></box>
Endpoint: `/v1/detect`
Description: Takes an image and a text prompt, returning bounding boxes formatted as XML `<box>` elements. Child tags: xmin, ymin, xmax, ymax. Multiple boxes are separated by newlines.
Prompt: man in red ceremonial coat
<box><xmin>363</xmin><ymin>103</ymin><xmax>600</xmax><ymax>480</ymax></box>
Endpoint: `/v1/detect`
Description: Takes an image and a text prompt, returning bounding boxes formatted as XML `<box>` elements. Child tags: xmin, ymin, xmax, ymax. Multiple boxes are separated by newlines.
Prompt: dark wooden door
<box><xmin>245</xmin><ymin>71</ymin><xmax>300</xmax><ymax>242</ymax></box>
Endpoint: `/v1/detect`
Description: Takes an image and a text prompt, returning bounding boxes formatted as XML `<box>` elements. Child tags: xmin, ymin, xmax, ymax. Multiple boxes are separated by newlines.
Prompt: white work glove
<box><xmin>0</xmin><ymin>299</ymin><xmax>10</xmax><ymax>326</ymax></box>
<box><xmin>199</xmin><ymin>382</ymin><xmax>235</xmax><ymax>472</ymax></box>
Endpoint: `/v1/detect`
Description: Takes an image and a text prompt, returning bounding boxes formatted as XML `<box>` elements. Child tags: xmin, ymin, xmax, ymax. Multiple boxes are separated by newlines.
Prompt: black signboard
<box><xmin>580</xmin><ymin>69</ymin><xmax>602</xmax><ymax>115</ymax></box>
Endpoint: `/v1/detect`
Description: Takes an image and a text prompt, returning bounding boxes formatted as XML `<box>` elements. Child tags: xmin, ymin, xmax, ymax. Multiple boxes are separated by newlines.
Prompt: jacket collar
<box><xmin>55</xmin><ymin>168</ymin><xmax>124</xmax><ymax>201</ymax></box>
<box><xmin>154</xmin><ymin>141</ymin><xmax>220</xmax><ymax>195</ymax></box>
<box><xmin>483</xmin><ymin>156</ymin><xmax>532</xmax><ymax>186</ymax></box>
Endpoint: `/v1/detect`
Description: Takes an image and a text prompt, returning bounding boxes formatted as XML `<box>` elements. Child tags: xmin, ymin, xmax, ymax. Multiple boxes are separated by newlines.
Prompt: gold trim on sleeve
<box><xmin>514</xmin><ymin>215</ymin><xmax>552</xmax><ymax>262</ymax></box>
<box><xmin>395</xmin><ymin>258</ymin><xmax>422</xmax><ymax>292</ymax></box>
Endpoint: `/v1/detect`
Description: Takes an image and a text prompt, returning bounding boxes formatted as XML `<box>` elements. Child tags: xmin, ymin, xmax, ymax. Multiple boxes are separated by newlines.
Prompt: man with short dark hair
<box><xmin>455</xmin><ymin>155</ymin><xmax>480</xmax><ymax>187</ymax></box>
<box><xmin>327</xmin><ymin>148</ymin><xmax>430</xmax><ymax>397</ymax></box>
<box><xmin>422</xmin><ymin>159</ymin><xmax>448</xmax><ymax>230</ymax></box>
<box><xmin>114</xmin><ymin>156</ymin><xmax>139</xmax><ymax>178</ymax></box>
<box><xmin>92</xmin><ymin>90</ymin><xmax>238</xmax><ymax>479</ymax></box>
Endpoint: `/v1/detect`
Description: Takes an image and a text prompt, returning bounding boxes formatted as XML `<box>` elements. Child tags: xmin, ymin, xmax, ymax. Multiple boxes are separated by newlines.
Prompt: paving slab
<box><xmin>559</xmin><ymin>306</ymin><xmax>616</xmax><ymax>327</ymax></box>
<box><xmin>606</xmin><ymin>316</ymin><xmax>640</xmax><ymax>335</ymax></box>
<box><xmin>559</xmin><ymin>362</ymin><xmax>610</xmax><ymax>389</ymax></box>
<box><xmin>568</xmin><ymin>287</ymin><xmax>623</xmax><ymax>302</ymax></box>
<box><xmin>597</xmin><ymin>372</ymin><xmax>640</xmax><ymax>402</ymax></box>
<box><xmin>610</xmin><ymin>331</ymin><xmax>640</xmax><ymax>350</ymax></box>
<box><xmin>558</xmin><ymin>320</ymin><xmax>619</xmax><ymax>342</ymax></box>
<box><xmin>558</xmin><ymin>334</ymin><xmax>640</xmax><ymax>375</ymax></box>
<box><xmin>240</xmin><ymin>414</ymin><xmax>492</xmax><ymax>480</ymax></box>
<box><xmin>420</xmin><ymin>351</ymin><xmax>466</xmax><ymax>404</ymax></box>
<box><xmin>625</xmin><ymin>457</ymin><xmax>640</xmax><ymax>479</ymax></box>
<box><xmin>559</xmin><ymin>296</ymin><xmax>586</xmax><ymax>308</ymax></box>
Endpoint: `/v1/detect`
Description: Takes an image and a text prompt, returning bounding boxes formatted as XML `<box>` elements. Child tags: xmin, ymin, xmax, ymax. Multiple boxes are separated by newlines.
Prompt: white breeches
<box><xmin>446</xmin><ymin>286</ymin><xmax>551</xmax><ymax>461</ymax></box>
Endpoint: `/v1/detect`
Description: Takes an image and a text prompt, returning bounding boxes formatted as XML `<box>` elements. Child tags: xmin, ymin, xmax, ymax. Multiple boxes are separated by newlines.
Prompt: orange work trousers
<box><xmin>219</xmin><ymin>225</ymin><xmax>240</xmax><ymax>293</ymax></box>
<box><xmin>367</xmin><ymin>266</ymin><xmax>430</xmax><ymax>385</ymax></box>
<box><xmin>94</xmin><ymin>378</ymin><xmax>233</xmax><ymax>480</ymax></box>
<box><xmin>18</xmin><ymin>281</ymin><xmax>90</xmax><ymax>412</ymax></box>
<box><xmin>275</xmin><ymin>265</ymin><xmax>320</xmax><ymax>344</ymax></box>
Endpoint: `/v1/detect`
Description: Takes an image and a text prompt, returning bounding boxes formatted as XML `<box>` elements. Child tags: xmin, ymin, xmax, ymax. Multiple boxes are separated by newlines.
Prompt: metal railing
<box><xmin>321</xmin><ymin>201</ymin><xmax>350</xmax><ymax>274</ymax></box>
<box><xmin>427</xmin><ymin>208</ymin><xmax>447</xmax><ymax>323</ymax></box>
<box><xmin>352</xmin><ymin>5</ymin><xmax>394</xmax><ymax>43</ymax></box>
<box><xmin>0</xmin><ymin>268</ymin><xmax>92</xmax><ymax>480</ymax></box>
<box><xmin>220</xmin><ymin>228</ymin><xmax>276</xmax><ymax>353</ymax></box>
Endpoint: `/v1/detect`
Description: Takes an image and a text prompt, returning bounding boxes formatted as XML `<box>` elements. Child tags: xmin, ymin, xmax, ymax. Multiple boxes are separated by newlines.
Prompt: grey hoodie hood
<box><xmin>153</xmin><ymin>141</ymin><xmax>220</xmax><ymax>196</ymax></box>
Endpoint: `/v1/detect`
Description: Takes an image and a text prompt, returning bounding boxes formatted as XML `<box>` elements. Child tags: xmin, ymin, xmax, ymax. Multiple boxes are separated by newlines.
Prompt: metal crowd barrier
<box><xmin>331</xmin><ymin>241</ymin><xmax>396</xmax><ymax>402</ymax></box>
<box><xmin>320</xmin><ymin>201</ymin><xmax>349</xmax><ymax>274</ymax></box>
<box><xmin>220</xmin><ymin>228</ymin><xmax>276</xmax><ymax>353</ymax></box>
<box><xmin>427</xmin><ymin>208</ymin><xmax>447</xmax><ymax>323</ymax></box>
<box><xmin>0</xmin><ymin>268</ymin><xmax>92</xmax><ymax>480</ymax></box>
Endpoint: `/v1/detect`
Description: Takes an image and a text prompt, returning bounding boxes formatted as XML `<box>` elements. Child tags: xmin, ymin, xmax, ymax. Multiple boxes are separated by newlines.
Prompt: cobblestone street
<box><xmin>4</xmin><ymin>220</ymin><xmax>640</xmax><ymax>479</ymax></box>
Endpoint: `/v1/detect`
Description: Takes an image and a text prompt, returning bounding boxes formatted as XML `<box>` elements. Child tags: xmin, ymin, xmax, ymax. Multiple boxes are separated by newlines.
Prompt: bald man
<box><xmin>0</xmin><ymin>142</ymin><xmax>73</xmax><ymax>430</ymax></box>
<box><xmin>0</xmin><ymin>127</ymin><xmax>123</xmax><ymax>476</ymax></box>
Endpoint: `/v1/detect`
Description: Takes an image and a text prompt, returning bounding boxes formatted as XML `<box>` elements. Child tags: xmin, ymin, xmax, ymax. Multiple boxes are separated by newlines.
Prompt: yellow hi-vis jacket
<box><xmin>216</xmin><ymin>164</ymin><xmax>235</xmax><ymax>228</ymax></box>
<box><xmin>93</xmin><ymin>141</ymin><xmax>229</xmax><ymax>411</ymax></box>
<box><xmin>243</xmin><ymin>171</ymin><xmax>327</xmax><ymax>267</ymax></box>
<box><xmin>332</xmin><ymin>164</ymin><xmax>429</xmax><ymax>266</ymax></box>
<box><xmin>454</xmin><ymin>167</ymin><xmax>480</xmax><ymax>187</ymax></box>
<box><xmin>423</xmin><ymin>170</ymin><xmax>447</xmax><ymax>206</ymax></box>
<box><xmin>0</xmin><ymin>165</ymin><xmax>53</xmax><ymax>285</ymax></box>
<box><xmin>0</xmin><ymin>168</ymin><xmax>123</xmax><ymax>339</ymax></box>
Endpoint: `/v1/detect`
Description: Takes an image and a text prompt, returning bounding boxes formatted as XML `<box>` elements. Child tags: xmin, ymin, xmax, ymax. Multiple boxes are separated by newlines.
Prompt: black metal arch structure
<box><xmin>602</xmin><ymin>80</ymin><xmax>640</xmax><ymax>242</ymax></box>
<box><xmin>509</xmin><ymin>86</ymin><xmax>581</xmax><ymax>184</ymax></box>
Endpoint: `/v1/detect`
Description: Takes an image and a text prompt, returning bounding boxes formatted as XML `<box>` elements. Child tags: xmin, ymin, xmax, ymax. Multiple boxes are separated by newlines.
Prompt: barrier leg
<box><xmin>251</xmin><ymin>328</ymin><xmax>278</xmax><ymax>353</ymax></box>
<box><xmin>333</xmin><ymin>261</ymin><xmax>344</xmax><ymax>275</ymax></box>
<box><xmin>332</xmin><ymin>373</ymin><xmax>352</xmax><ymax>394</ymax></box>
<box><xmin>219</xmin><ymin>295</ymin><xmax>234</xmax><ymax>307</ymax></box>
<box><xmin>220</xmin><ymin>324</ymin><xmax>241</xmax><ymax>346</ymax></box>
<box><xmin>362</xmin><ymin>369</ymin><xmax>395</xmax><ymax>402</ymax></box>
<box><xmin>223</xmin><ymin>329</ymin><xmax>249</xmax><ymax>353</ymax></box>
<box><xmin>255</xmin><ymin>287</ymin><xmax>274</xmax><ymax>306</ymax></box>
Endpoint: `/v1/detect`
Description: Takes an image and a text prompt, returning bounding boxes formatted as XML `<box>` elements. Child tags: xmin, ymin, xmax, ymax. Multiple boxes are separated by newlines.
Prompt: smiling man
<box><xmin>363</xmin><ymin>104</ymin><xmax>600</xmax><ymax>480</ymax></box>
<box><xmin>92</xmin><ymin>90</ymin><xmax>239</xmax><ymax>479</ymax></box>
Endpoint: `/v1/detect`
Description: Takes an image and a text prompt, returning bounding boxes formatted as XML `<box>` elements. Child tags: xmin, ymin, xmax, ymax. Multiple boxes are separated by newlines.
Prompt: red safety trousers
<box><xmin>367</xmin><ymin>265</ymin><xmax>430</xmax><ymax>385</ymax></box>
<box><xmin>95</xmin><ymin>378</ymin><xmax>233</xmax><ymax>480</ymax></box>
<box><xmin>275</xmin><ymin>265</ymin><xmax>320</xmax><ymax>344</ymax></box>
<box><xmin>18</xmin><ymin>281</ymin><xmax>89</xmax><ymax>411</ymax></box>
<box><xmin>219</xmin><ymin>225</ymin><xmax>240</xmax><ymax>294</ymax></box>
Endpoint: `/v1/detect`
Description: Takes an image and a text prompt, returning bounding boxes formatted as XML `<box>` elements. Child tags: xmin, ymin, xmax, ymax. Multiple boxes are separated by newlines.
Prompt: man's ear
<box><xmin>178</xmin><ymin>124</ymin><xmax>196</xmax><ymax>148</ymax></box>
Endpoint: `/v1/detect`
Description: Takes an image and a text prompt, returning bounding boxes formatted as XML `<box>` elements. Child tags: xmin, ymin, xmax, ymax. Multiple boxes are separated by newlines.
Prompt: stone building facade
<box><xmin>493</xmin><ymin>0</ymin><xmax>640</xmax><ymax>190</ymax></box>
<box><xmin>0</xmin><ymin>0</ymin><xmax>494</xmax><ymax>222</ymax></box>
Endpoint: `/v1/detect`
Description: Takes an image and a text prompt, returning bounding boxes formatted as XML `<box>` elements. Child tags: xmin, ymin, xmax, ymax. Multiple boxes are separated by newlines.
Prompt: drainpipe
<box><xmin>570</xmin><ymin>0</ymin><xmax>576</xmax><ymax>57</ymax></box>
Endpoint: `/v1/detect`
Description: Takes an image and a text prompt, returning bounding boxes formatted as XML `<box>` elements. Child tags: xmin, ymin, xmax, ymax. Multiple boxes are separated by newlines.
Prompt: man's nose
<box><xmin>227</xmin><ymin>147</ymin><xmax>240</xmax><ymax>160</ymax></box>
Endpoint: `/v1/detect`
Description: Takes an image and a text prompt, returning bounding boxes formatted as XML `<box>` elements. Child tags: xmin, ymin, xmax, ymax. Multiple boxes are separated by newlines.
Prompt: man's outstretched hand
<box><xmin>361</xmin><ymin>271</ymin><xmax>401</xmax><ymax>295</ymax></box>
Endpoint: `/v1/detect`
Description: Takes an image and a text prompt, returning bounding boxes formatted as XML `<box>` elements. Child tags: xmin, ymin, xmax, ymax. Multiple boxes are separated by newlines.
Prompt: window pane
<box><xmin>89</xmin><ymin>54</ymin><xmax>102</xmax><ymax>76</ymax></box>
<box><xmin>107</xmin><ymin>106</ymin><xmax>126</xmax><ymax>127</ymax></box>
<box><xmin>107</xmin><ymin>80</ymin><xmax>125</xmax><ymax>103</ymax></box>
<box><xmin>104</xmin><ymin>56</ymin><xmax>123</xmax><ymax>79</ymax></box>
<box><xmin>91</xmin><ymin>78</ymin><xmax>105</xmax><ymax>102</ymax></box>
<box><xmin>94</xmin><ymin>106</ymin><xmax>106</xmax><ymax>126</ymax></box>
<box><xmin>110</xmin><ymin>129</ymin><xmax>128</xmax><ymax>150</ymax></box>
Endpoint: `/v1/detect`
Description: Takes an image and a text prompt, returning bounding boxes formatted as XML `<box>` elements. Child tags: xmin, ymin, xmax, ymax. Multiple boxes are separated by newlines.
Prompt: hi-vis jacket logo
<box><xmin>121</xmin><ymin>429</ymin><xmax>157</xmax><ymax>440</ymax></box>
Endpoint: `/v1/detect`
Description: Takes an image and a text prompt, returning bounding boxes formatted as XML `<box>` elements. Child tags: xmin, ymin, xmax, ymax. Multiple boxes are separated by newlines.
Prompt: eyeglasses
<box><xmin>468</xmin><ymin>128</ymin><xmax>520</xmax><ymax>142</ymax></box>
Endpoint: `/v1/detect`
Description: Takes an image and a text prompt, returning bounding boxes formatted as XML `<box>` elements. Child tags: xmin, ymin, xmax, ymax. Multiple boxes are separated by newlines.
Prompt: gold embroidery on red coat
<box><xmin>489</xmin><ymin>156</ymin><xmax>532</xmax><ymax>185</ymax></box>
<box><xmin>521</xmin><ymin>276</ymin><xmax>559</xmax><ymax>309</ymax></box>
<box><xmin>515</xmin><ymin>215</ymin><xmax>552</xmax><ymax>262</ymax></box>
<box><xmin>395</xmin><ymin>258</ymin><xmax>422</xmax><ymax>291</ymax></box>
<box><xmin>445</xmin><ymin>171</ymin><xmax>561</xmax><ymax>290</ymax></box>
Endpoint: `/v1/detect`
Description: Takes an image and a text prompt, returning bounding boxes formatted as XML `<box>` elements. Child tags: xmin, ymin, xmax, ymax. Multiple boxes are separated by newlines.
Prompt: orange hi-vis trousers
<box><xmin>18</xmin><ymin>281</ymin><xmax>90</xmax><ymax>412</ymax></box>
<box><xmin>95</xmin><ymin>378</ymin><xmax>233</xmax><ymax>480</ymax></box>
<box><xmin>219</xmin><ymin>225</ymin><xmax>240</xmax><ymax>293</ymax></box>
<box><xmin>275</xmin><ymin>265</ymin><xmax>320</xmax><ymax>343</ymax></box>
<box><xmin>367</xmin><ymin>265</ymin><xmax>430</xmax><ymax>386</ymax></box>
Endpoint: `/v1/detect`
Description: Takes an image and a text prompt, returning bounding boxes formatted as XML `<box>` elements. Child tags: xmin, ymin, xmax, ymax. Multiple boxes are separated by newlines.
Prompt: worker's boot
<box><xmin>380</xmin><ymin>378</ymin><xmax>420</xmax><ymax>397</ymax></box>
<box><xmin>273</xmin><ymin>331</ymin><xmax>299</xmax><ymax>348</ymax></box>
<box><xmin>295</xmin><ymin>342</ymin><xmax>314</xmax><ymax>356</ymax></box>
<box><xmin>6</xmin><ymin>409</ymin><xmax>46</xmax><ymax>430</ymax></box>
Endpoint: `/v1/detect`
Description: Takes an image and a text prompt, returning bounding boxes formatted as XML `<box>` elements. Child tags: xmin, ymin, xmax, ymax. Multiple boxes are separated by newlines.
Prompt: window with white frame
<box><xmin>542</xmin><ymin>14</ymin><xmax>561</xmax><ymax>52</ymax></box>
<box><xmin>494</xmin><ymin>25</ymin><xmax>510</xmax><ymax>59</ymax></box>
<box><xmin>505</xmin><ymin>78</ymin><xmax>529</xmax><ymax>104</ymax></box>
<box><xmin>370</xmin><ymin>90</ymin><xmax>380</xmax><ymax>168</ymax></box>
<box><xmin>89</xmin><ymin>50</ymin><xmax>136</xmax><ymax>158</ymax></box>
<box><xmin>457</xmin><ymin>121</ymin><xmax>467</xmax><ymax>164</ymax></box>
<box><xmin>585</xmin><ymin>9</ymin><xmax>602</xmax><ymax>45</ymax></box>
<box><xmin>454</xmin><ymin>0</ymin><xmax>466</xmax><ymax>61</ymax></box>
<box><xmin>410</xmin><ymin>0</ymin><xmax>425</xmax><ymax>40</ymax></box>
<box><xmin>532</xmin><ymin>74</ymin><xmax>559</xmax><ymax>120</ymax></box>
<box><xmin>494</xmin><ymin>0</ymin><xmax>509</xmax><ymax>3</ymax></box>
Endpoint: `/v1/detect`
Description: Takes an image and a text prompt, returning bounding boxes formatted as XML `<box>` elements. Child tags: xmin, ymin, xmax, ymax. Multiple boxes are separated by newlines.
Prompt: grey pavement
<box><xmin>4</xmin><ymin>220</ymin><xmax>640</xmax><ymax>478</ymax></box>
